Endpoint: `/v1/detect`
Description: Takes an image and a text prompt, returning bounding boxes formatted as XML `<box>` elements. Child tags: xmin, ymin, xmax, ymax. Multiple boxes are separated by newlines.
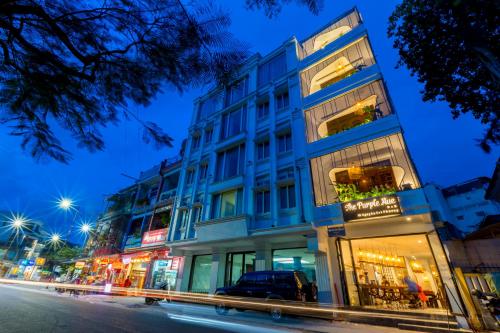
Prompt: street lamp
<box><xmin>80</xmin><ymin>223</ymin><xmax>91</xmax><ymax>234</ymax></box>
<box><xmin>58</xmin><ymin>197</ymin><xmax>74</xmax><ymax>211</ymax></box>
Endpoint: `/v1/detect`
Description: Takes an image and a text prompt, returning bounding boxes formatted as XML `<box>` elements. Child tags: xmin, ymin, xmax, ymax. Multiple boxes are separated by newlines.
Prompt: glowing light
<box><xmin>80</xmin><ymin>223</ymin><xmax>91</xmax><ymax>233</ymax></box>
<box><xmin>4</xmin><ymin>212</ymin><xmax>29</xmax><ymax>233</ymax></box>
<box><xmin>58</xmin><ymin>197</ymin><xmax>73</xmax><ymax>210</ymax></box>
<box><xmin>51</xmin><ymin>234</ymin><xmax>61</xmax><ymax>242</ymax></box>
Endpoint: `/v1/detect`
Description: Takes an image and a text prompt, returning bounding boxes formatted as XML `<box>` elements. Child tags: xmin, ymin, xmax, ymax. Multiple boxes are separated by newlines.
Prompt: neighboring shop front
<box><xmin>89</xmin><ymin>254</ymin><xmax>122</xmax><ymax>285</ymax></box>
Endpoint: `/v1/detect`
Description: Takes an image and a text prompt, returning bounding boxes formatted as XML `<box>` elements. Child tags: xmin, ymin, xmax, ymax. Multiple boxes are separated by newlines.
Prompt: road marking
<box><xmin>166</xmin><ymin>313</ymin><xmax>296</xmax><ymax>333</ymax></box>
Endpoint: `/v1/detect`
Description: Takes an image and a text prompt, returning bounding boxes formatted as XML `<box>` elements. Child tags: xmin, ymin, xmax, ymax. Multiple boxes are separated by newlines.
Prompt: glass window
<box><xmin>277</xmin><ymin>132</ymin><xmax>292</xmax><ymax>153</ymax></box>
<box><xmin>225</xmin><ymin>252</ymin><xmax>256</xmax><ymax>286</ymax></box>
<box><xmin>275</xmin><ymin>90</ymin><xmax>289</xmax><ymax>111</ymax></box>
<box><xmin>186</xmin><ymin>169</ymin><xmax>195</xmax><ymax>185</ymax></box>
<box><xmin>215</xmin><ymin>144</ymin><xmax>245</xmax><ymax>181</ymax></box>
<box><xmin>198</xmin><ymin>92</ymin><xmax>222</xmax><ymax>120</ymax></box>
<box><xmin>220</xmin><ymin>105</ymin><xmax>247</xmax><ymax>140</ymax></box>
<box><xmin>256</xmin><ymin>189</ymin><xmax>271</xmax><ymax>214</ymax></box>
<box><xmin>191</xmin><ymin>135</ymin><xmax>201</xmax><ymax>150</ymax></box>
<box><xmin>225</xmin><ymin>78</ymin><xmax>248</xmax><ymax>106</ymax></box>
<box><xmin>257</xmin><ymin>140</ymin><xmax>270</xmax><ymax>160</ymax></box>
<box><xmin>258</xmin><ymin>52</ymin><xmax>287</xmax><ymax>87</ymax></box>
<box><xmin>189</xmin><ymin>255</ymin><xmax>212</xmax><ymax>293</ymax></box>
<box><xmin>199</xmin><ymin>164</ymin><xmax>208</xmax><ymax>181</ymax></box>
<box><xmin>277</xmin><ymin>167</ymin><xmax>294</xmax><ymax>181</ymax></box>
<box><xmin>257</xmin><ymin>100</ymin><xmax>270</xmax><ymax>119</ymax></box>
<box><xmin>279</xmin><ymin>184</ymin><xmax>296</xmax><ymax>209</ymax></box>
<box><xmin>273</xmin><ymin>248</ymin><xmax>316</xmax><ymax>283</ymax></box>
<box><xmin>204</xmin><ymin>128</ymin><xmax>213</xmax><ymax>145</ymax></box>
<box><xmin>211</xmin><ymin>189</ymin><xmax>243</xmax><ymax>219</ymax></box>
<box><xmin>192</xmin><ymin>206</ymin><xmax>202</xmax><ymax>224</ymax></box>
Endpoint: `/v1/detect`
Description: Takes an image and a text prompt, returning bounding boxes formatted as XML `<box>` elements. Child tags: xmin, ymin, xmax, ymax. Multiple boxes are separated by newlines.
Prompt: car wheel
<box><xmin>145</xmin><ymin>298</ymin><xmax>155</xmax><ymax>305</ymax></box>
<box><xmin>214</xmin><ymin>292</ymin><xmax>229</xmax><ymax>315</ymax></box>
<box><xmin>270</xmin><ymin>306</ymin><xmax>282</xmax><ymax>321</ymax></box>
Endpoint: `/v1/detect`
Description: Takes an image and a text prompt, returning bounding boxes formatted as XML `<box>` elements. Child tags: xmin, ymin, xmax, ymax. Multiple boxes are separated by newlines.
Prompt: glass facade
<box><xmin>225</xmin><ymin>252</ymin><xmax>256</xmax><ymax>286</ymax></box>
<box><xmin>273</xmin><ymin>248</ymin><xmax>316</xmax><ymax>283</ymax></box>
<box><xmin>189</xmin><ymin>255</ymin><xmax>212</xmax><ymax>293</ymax></box>
<box><xmin>309</xmin><ymin>133</ymin><xmax>420</xmax><ymax>206</ymax></box>
<box><xmin>339</xmin><ymin>235</ymin><xmax>448</xmax><ymax>310</ymax></box>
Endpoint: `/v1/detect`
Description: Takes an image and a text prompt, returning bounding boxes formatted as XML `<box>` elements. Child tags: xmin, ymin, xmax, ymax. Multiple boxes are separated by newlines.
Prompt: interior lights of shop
<box><xmin>358</xmin><ymin>250</ymin><xmax>405</xmax><ymax>267</ymax></box>
<box><xmin>410</xmin><ymin>261</ymin><xmax>424</xmax><ymax>273</ymax></box>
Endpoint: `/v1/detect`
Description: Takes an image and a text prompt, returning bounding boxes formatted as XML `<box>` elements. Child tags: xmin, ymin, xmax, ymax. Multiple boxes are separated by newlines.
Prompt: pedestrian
<box><xmin>124</xmin><ymin>277</ymin><xmax>132</xmax><ymax>288</ymax></box>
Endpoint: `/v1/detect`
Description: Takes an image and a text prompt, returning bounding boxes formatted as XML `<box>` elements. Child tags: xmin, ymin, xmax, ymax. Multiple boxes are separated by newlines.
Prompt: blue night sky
<box><xmin>0</xmin><ymin>0</ymin><xmax>498</xmax><ymax>241</ymax></box>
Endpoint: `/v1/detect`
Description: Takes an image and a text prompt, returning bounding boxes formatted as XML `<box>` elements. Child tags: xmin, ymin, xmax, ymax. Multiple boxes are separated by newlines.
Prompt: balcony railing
<box><xmin>300</xmin><ymin>38</ymin><xmax>375</xmax><ymax>98</ymax></box>
<box><xmin>299</xmin><ymin>9</ymin><xmax>361</xmax><ymax>59</ymax></box>
<box><xmin>330</xmin><ymin>164</ymin><xmax>408</xmax><ymax>202</ymax></box>
<box><xmin>304</xmin><ymin>80</ymin><xmax>392</xmax><ymax>143</ymax></box>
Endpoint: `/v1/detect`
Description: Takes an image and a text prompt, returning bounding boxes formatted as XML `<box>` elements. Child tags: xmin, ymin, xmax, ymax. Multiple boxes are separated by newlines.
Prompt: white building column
<box><xmin>315</xmin><ymin>251</ymin><xmax>333</xmax><ymax>303</ymax></box>
<box><xmin>209</xmin><ymin>252</ymin><xmax>226</xmax><ymax>294</ymax></box>
<box><xmin>178</xmin><ymin>254</ymin><xmax>192</xmax><ymax>292</ymax></box>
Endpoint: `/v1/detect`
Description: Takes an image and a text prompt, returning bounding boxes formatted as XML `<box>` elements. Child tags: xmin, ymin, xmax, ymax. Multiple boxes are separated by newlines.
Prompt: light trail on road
<box><xmin>0</xmin><ymin>278</ymin><xmax>455</xmax><ymax>326</ymax></box>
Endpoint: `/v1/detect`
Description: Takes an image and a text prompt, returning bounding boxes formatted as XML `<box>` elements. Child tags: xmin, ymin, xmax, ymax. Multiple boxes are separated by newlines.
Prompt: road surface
<box><xmin>0</xmin><ymin>284</ymin><xmax>410</xmax><ymax>333</ymax></box>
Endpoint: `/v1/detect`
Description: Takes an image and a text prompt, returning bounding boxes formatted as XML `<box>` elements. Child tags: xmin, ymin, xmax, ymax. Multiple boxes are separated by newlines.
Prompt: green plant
<box><xmin>335</xmin><ymin>183</ymin><xmax>397</xmax><ymax>202</ymax></box>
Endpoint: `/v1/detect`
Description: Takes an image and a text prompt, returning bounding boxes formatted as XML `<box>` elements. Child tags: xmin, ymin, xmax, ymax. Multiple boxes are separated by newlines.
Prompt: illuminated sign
<box><xmin>35</xmin><ymin>257</ymin><xmax>46</xmax><ymax>266</ymax></box>
<box><xmin>141</xmin><ymin>228</ymin><xmax>168</xmax><ymax>247</ymax></box>
<box><xmin>74</xmin><ymin>261</ymin><xmax>85</xmax><ymax>269</ymax></box>
<box><xmin>342</xmin><ymin>195</ymin><xmax>401</xmax><ymax>222</ymax></box>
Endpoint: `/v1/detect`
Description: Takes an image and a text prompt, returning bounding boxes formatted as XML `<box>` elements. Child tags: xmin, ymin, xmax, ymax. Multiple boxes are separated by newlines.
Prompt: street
<box><xmin>0</xmin><ymin>284</ymin><xmax>411</xmax><ymax>333</ymax></box>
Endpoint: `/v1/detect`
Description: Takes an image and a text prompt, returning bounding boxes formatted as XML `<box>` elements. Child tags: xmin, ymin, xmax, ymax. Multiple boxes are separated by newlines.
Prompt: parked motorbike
<box><xmin>472</xmin><ymin>289</ymin><xmax>500</xmax><ymax>327</ymax></box>
<box><xmin>145</xmin><ymin>282</ymin><xmax>171</xmax><ymax>305</ymax></box>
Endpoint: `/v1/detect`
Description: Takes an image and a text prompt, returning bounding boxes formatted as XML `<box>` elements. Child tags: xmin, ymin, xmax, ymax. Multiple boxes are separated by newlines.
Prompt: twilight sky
<box><xmin>0</xmin><ymin>0</ymin><xmax>498</xmax><ymax>241</ymax></box>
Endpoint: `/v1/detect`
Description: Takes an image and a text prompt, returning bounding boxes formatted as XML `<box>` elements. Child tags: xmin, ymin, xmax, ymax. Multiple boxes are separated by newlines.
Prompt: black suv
<box><xmin>214</xmin><ymin>270</ymin><xmax>317</xmax><ymax>320</ymax></box>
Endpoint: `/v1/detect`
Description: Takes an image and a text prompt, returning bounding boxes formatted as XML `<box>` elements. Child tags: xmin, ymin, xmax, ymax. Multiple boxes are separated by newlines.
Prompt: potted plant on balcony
<box><xmin>367</xmin><ymin>184</ymin><xmax>397</xmax><ymax>198</ymax></box>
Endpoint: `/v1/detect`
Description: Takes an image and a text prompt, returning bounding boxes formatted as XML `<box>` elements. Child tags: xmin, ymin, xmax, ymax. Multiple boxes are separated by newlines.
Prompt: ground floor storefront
<box><xmin>84</xmin><ymin>249</ymin><xmax>183</xmax><ymax>290</ymax></box>
<box><xmin>170</xmin><ymin>225</ymin><xmax>318</xmax><ymax>294</ymax></box>
<box><xmin>314</xmin><ymin>212</ymin><xmax>467</xmax><ymax>327</ymax></box>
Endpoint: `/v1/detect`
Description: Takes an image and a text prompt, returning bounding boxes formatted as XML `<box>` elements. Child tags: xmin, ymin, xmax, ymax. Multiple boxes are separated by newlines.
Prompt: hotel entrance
<box><xmin>338</xmin><ymin>234</ymin><xmax>449</xmax><ymax>311</ymax></box>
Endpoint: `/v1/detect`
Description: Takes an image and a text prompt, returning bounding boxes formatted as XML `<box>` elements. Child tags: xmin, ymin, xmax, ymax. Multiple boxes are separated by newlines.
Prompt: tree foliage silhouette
<box><xmin>0</xmin><ymin>0</ymin><xmax>247</xmax><ymax>162</ymax></box>
<box><xmin>388</xmin><ymin>0</ymin><xmax>499</xmax><ymax>152</ymax></box>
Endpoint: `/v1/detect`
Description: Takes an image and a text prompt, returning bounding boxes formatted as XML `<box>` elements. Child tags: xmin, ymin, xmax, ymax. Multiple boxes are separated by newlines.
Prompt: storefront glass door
<box><xmin>189</xmin><ymin>255</ymin><xmax>212</xmax><ymax>293</ymax></box>
<box><xmin>338</xmin><ymin>239</ymin><xmax>360</xmax><ymax>306</ymax></box>
<box><xmin>344</xmin><ymin>234</ymin><xmax>447</xmax><ymax>311</ymax></box>
<box><xmin>225</xmin><ymin>252</ymin><xmax>256</xmax><ymax>286</ymax></box>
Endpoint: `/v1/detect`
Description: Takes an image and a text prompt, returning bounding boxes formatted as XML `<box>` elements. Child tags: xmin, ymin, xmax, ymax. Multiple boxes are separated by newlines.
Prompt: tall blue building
<box><xmin>166</xmin><ymin>8</ymin><xmax>467</xmax><ymax>324</ymax></box>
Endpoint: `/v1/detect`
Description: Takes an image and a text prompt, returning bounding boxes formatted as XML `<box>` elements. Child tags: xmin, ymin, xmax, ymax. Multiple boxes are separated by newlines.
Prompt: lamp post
<box><xmin>2</xmin><ymin>214</ymin><xmax>28</xmax><ymax>260</ymax></box>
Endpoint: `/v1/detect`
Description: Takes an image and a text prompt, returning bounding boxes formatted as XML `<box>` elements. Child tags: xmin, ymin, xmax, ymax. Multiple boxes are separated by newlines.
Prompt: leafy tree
<box><xmin>388</xmin><ymin>0</ymin><xmax>499</xmax><ymax>152</ymax></box>
<box><xmin>0</xmin><ymin>0</ymin><xmax>247</xmax><ymax>162</ymax></box>
<box><xmin>245</xmin><ymin>0</ymin><xmax>323</xmax><ymax>18</ymax></box>
<box><xmin>45</xmin><ymin>245</ymin><xmax>82</xmax><ymax>262</ymax></box>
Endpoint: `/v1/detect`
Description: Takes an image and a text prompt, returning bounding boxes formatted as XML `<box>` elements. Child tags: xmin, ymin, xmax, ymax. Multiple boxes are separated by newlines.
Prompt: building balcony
<box><xmin>299</xmin><ymin>8</ymin><xmax>361</xmax><ymax>59</ymax></box>
<box><xmin>195</xmin><ymin>215</ymin><xmax>249</xmax><ymax>242</ymax></box>
<box><xmin>309</xmin><ymin>133</ymin><xmax>421</xmax><ymax>207</ymax></box>
<box><xmin>300</xmin><ymin>37</ymin><xmax>375</xmax><ymax>99</ymax></box>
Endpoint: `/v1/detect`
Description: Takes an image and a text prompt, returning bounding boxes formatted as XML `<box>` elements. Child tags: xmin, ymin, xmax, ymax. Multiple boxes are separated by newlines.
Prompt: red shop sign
<box><xmin>141</xmin><ymin>228</ymin><xmax>168</xmax><ymax>247</ymax></box>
